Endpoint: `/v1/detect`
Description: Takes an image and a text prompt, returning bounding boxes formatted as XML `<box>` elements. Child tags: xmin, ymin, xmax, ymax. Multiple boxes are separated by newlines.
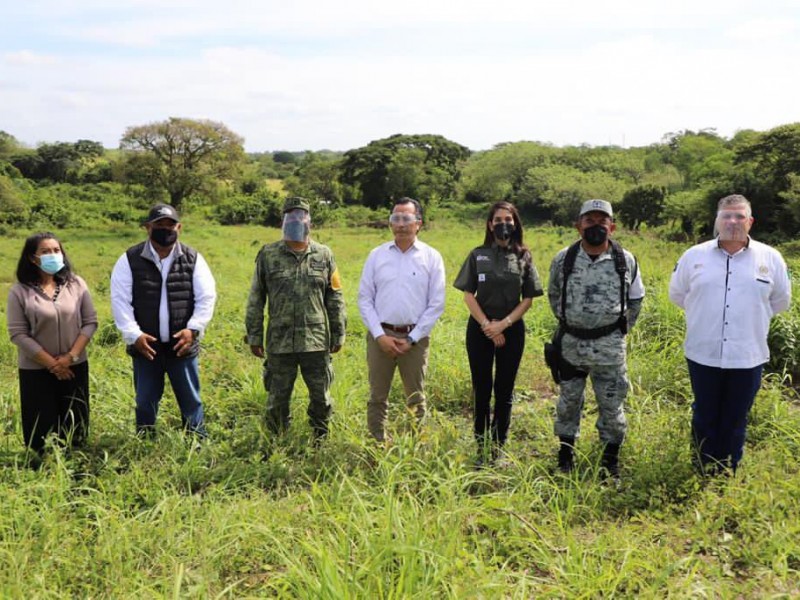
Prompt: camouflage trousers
<box><xmin>263</xmin><ymin>351</ymin><xmax>333</xmax><ymax>436</ymax></box>
<box><xmin>554</xmin><ymin>362</ymin><xmax>629</xmax><ymax>445</ymax></box>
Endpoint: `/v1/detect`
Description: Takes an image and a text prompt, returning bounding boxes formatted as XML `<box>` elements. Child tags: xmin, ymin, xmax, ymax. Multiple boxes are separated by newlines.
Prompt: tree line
<box><xmin>2</xmin><ymin>120</ymin><xmax>800</xmax><ymax>240</ymax></box>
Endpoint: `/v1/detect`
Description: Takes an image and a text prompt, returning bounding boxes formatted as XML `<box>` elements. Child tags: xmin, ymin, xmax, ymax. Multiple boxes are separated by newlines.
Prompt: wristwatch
<box><xmin>69</xmin><ymin>352</ymin><xmax>80</xmax><ymax>364</ymax></box>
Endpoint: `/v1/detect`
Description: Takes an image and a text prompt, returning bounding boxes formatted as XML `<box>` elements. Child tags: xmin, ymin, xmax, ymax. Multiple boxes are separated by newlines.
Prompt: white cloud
<box><xmin>2</xmin><ymin>50</ymin><xmax>60</xmax><ymax>66</ymax></box>
<box><xmin>2</xmin><ymin>1</ymin><xmax>800</xmax><ymax>149</ymax></box>
<box><xmin>726</xmin><ymin>17</ymin><xmax>799</xmax><ymax>42</ymax></box>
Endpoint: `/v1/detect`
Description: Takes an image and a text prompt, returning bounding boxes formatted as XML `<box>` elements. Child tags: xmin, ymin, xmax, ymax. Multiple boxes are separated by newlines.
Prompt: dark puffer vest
<box><xmin>125</xmin><ymin>241</ymin><xmax>199</xmax><ymax>358</ymax></box>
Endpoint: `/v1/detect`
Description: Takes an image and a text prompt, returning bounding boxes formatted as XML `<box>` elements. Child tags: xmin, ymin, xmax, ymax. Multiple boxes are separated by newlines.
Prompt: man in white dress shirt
<box><xmin>111</xmin><ymin>204</ymin><xmax>217</xmax><ymax>436</ymax></box>
<box><xmin>669</xmin><ymin>194</ymin><xmax>791</xmax><ymax>474</ymax></box>
<box><xmin>358</xmin><ymin>197</ymin><xmax>446</xmax><ymax>442</ymax></box>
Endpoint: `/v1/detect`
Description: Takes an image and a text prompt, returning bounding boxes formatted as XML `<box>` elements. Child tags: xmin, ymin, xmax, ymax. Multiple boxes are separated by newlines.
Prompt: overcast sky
<box><xmin>2</xmin><ymin>1</ymin><xmax>798</xmax><ymax>152</ymax></box>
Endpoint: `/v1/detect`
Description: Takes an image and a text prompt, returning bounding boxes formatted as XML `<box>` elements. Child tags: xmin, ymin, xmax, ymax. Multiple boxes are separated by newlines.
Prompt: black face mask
<box><xmin>582</xmin><ymin>224</ymin><xmax>608</xmax><ymax>247</ymax></box>
<box><xmin>494</xmin><ymin>222</ymin><xmax>515</xmax><ymax>241</ymax></box>
<box><xmin>151</xmin><ymin>228</ymin><xmax>178</xmax><ymax>247</ymax></box>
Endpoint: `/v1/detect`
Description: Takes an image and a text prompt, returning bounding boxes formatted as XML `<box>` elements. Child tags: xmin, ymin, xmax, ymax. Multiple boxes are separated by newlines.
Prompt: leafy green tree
<box><xmin>518</xmin><ymin>163</ymin><xmax>628</xmax><ymax>225</ymax></box>
<box><xmin>0</xmin><ymin>131</ymin><xmax>21</xmax><ymax>159</ymax></box>
<box><xmin>284</xmin><ymin>152</ymin><xmax>344</xmax><ymax>206</ymax></box>
<box><xmin>616</xmin><ymin>184</ymin><xmax>666</xmax><ymax>230</ymax></box>
<box><xmin>10</xmin><ymin>139</ymin><xmax>109</xmax><ymax>183</ymax></box>
<box><xmin>341</xmin><ymin>134</ymin><xmax>470</xmax><ymax>208</ymax></box>
<box><xmin>658</xmin><ymin>129</ymin><xmax>732</xmax><ymax>188</ymax></box>
<box><xmin>120</xmin><ymin>117</ymin><xmax>245</xmax><ymax>209</ymax></box>
<box><xmin>0</xmin><ymin>174</ymin><xmax>29</xmax><ymax>224</ymax></box>
<box><xmin>272</xmin><ymin>150</ymin><xmax>297</xmax><ymax>164</ymax></box>
<box><xmin>731</xmin><ymin>122</ymin><xmax>800</xmax><ymax>238</ymax></box>
<box><xmin>458</xmin><ymin>141</ymin><xmax>555</xmax><ymax>204</ymax></box>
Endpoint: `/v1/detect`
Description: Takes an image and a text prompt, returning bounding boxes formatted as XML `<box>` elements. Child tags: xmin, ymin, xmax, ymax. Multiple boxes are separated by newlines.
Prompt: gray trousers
<box><xmin>554</xmin><ymin>362</ymin><xmax>629</xmax><ymax>444</ymax></box>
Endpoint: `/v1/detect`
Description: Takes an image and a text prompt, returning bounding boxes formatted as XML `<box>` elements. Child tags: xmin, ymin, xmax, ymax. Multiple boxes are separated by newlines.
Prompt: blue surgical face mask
<box><xmin>38</xmin><ymin>253</ymin><xmax>64</xmax><ymax>275</ymax></box>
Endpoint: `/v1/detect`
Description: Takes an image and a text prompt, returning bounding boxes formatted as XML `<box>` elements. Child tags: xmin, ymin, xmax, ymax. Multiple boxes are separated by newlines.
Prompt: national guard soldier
<box><xmin>547</xmin><ymin>199</ymin><xmax>645</xmax><ymax>477</ymax></box>
<box><xmin>245</xmin><ymin>197</ymin><xmax>346</xmax><ymax>440</ymax></box>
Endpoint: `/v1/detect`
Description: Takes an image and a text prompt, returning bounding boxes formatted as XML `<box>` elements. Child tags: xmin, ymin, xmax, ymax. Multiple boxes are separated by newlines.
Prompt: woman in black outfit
<box><xmin>453</xmin><ymin>202</ymin><xmax>543</xmax><ymax>466</ymax></box>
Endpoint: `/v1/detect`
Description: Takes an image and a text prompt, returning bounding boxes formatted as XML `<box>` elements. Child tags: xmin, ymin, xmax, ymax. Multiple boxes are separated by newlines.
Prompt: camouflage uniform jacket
<box><xmin>245</xmin><ymin>240</ymin><xmax>346</xmax><ymax>354</ymax></box>
<box><xmin>548</xmin><ymin>243</ymin><xmax>644</xmax><ymax>366</ymax></box>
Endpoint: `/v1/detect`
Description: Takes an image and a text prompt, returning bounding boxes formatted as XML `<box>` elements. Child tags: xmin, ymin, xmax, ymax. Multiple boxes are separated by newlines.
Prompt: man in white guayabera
<box><xmin>669</xmin><ymin>194</ymin><xmax>791</xmax><ymax>475</ymax></box>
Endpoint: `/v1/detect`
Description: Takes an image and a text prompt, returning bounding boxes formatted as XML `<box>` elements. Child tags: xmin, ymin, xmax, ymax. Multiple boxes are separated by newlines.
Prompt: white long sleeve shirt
<box><xmin>357</xmin><ymin>239</ymin><xmax>446</xmax><ymax>344</ymax></box>
<box><xmin>110</xmin><ymin>241</ymin><xmax>217</xmax><ymax>345</ymax></box>
<box><xmin>669</xmin><ymin>238</ymin><xmax>791</xmax><ymax>369</ymax></box>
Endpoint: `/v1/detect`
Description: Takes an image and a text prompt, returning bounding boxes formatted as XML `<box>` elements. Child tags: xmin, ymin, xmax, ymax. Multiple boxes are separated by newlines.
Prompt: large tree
<box><xmin>120</xmin><ymin>117</ymin><xmax>245</xmax><ymax>208</ymax></box>
<box><xmin>340</xmin><ymin>133</ymin><xmax>470</xmax><ymax>208</ymax></box>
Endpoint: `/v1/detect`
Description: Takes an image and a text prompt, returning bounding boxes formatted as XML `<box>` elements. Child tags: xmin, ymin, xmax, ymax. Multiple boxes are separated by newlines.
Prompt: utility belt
<box><xmin>561</xmin><ymin>316</ymin><xmax>627</xmax><ymax>340</ymax></box>
<box><xmin>543</xmin><ymin>317</ymin><xmax>627</xmax><ymax>384</ymax></box>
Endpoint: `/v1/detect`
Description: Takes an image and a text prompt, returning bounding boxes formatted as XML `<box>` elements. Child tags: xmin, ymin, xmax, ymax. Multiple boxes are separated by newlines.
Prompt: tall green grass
<box><xmin>0</xmin><ymin>218</ymin><xmax>798</xmax><ymax>597</ymax></box>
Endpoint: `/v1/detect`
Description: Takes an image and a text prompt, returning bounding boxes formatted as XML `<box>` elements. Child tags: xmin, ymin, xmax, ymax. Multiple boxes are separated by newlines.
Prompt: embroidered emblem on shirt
<box><xmin>758</xmin><ymin>264</ymin><xmax>769</xmax><ymax>276</ymax></box>
<box><xmin>476</xmin><ymin>255</ymin><xmax>491</xmax><ymax>262</ymax></box>
<box><xmin>478</xmin><ymin>274</ymin><xmax>486</xmax><ymax>282</ymax></box>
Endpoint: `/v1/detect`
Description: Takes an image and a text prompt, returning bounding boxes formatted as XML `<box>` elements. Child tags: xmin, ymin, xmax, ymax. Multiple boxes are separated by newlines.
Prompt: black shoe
<box><xmin>558</xmin><ymin>437</ymin><xmax>575</xmax><ymax>473</ymax></box>
<box><xmin>601</xmin><ymin>443</ymin><xmax>620</xmax><ymax>479</ymax></box>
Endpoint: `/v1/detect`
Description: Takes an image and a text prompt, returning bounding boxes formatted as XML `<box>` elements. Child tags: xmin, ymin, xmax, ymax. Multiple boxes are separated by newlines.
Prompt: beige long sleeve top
<box><xmin>6</xmin><ymin>276</ymin><xmax>98</xmax><ymax>370</ymax></box>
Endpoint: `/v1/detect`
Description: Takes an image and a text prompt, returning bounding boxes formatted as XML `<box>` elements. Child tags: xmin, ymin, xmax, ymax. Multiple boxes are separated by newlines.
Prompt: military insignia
<box><xmin>476</xmin><ymin>255</ymin><xmax>491</xmax><ymax>262</ymax></box>
<box><xmin>330</xmin><ymin>267</ymin><xmax>342</xmax><ymax>290</ymax></box>
<box><xmin>478</xmin><ymin>274</ymin><xmax>486</xmax><ymax>282</ymax></box>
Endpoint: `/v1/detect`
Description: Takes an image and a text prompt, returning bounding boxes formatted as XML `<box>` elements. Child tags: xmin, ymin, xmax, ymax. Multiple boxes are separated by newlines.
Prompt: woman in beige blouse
<box><xmin>6</xmin><ymin>232</ymin><xmax>98</xmax><ymax>458</ymax></box>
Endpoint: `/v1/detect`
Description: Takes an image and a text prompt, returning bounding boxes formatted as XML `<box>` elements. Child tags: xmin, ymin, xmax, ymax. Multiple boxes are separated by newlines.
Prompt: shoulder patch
<box><xmin>330</xmin><ymin>267</ymin><xmax>342</xmax><ymax>291</ymax></box>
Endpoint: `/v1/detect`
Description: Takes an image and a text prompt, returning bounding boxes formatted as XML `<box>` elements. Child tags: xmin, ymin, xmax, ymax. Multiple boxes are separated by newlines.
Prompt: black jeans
<box><xmin>19</xmin><ymin>361</ymin><xmax>90</xmax><ymax>453</ymax></box>
<box><xmin>466</xmin><ymin>317</ymin><xmax>525</xmax><ymax>447</ymax></box>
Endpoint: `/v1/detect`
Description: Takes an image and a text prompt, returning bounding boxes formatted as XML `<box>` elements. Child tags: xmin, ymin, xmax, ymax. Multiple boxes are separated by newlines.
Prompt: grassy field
<box><xmin>0</xmin><ymin>217</ymin><xmax>799</xmax><ymax>597</ymax></box>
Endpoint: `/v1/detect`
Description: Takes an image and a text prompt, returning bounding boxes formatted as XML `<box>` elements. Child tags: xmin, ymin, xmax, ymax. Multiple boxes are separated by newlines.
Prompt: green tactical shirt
<box><xmin>453</xmin><ymin>244</ymin><xmax>543</xmax><ymax>320</ymax></box>
<box><xmin>245</xmin><ymin>239</ymin><xmax>346</xmax><ymax>354</ymax></box>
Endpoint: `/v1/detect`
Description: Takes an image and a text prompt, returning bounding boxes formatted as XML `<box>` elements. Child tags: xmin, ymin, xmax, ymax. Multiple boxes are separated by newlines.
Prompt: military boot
<box><xmin>558</xmin><ymin>436</ymin><xmax>575</xmax><ymax>473</ymax></box>
<box><xmin>601</xmin><ymin>443</ymin><xmax>620</xmax><ymax>479</ymax></box>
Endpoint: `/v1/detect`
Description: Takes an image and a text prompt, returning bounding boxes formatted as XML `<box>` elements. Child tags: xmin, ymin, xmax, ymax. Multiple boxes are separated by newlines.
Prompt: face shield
<box><xmin>714</xmin><ymin>209</ymin><xmax>750</xmax><ymax>242</ymax></box>
<box><xmin>282</xmin><ymin>209</ymin><xmax>310</xmax><ymax>242</ymax></box>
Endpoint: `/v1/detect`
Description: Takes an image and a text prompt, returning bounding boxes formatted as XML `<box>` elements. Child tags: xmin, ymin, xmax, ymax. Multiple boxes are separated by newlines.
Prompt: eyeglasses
<box><xmin>389</xmin><ymin>214</ymin><xmax>419</xmax><ymax>225</ymax></box>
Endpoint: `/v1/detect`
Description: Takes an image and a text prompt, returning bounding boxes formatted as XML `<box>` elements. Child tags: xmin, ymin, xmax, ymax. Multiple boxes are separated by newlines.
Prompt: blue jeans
<box><xmin>687</xmin><ymin>359</ymin><xmax>763</xmax><ymax>472</ymax></box>
<box><xmin>132</xmin><ymin>348</ymin><xmax>206</xmax><ymax>435</ymax></box>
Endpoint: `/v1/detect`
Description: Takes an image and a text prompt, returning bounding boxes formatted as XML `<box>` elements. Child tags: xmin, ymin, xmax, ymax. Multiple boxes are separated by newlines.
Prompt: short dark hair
<box><xmin>717</xmin><ymin>194</ymin><xmax>752</xmax><ymax>217</ymax></box>
<box><xmin>393</xmin><ymin>197</ymin><xmax>423</xmax><ymax>220</ymax></box>
<box><xmin>15</xmin><ymin>232</ymin><xmax>75</xmax><ymax>285</ymax></box>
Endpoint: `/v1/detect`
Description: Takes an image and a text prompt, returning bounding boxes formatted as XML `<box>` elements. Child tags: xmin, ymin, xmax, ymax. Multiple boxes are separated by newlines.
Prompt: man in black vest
<box><xmin>111</xmin><ymin>204</ymin><xmax>217</xmax><ymax>436</ymax></box>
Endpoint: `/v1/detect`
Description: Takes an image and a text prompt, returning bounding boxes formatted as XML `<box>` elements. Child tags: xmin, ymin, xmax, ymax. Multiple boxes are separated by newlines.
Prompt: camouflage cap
<box><xmin>283</xmin><ymin>197</ymin><xmax>310</xmax><ymax>213</ymax></box>
<box><xmin>579</xmin><ymin>199</ymin><xmax>613</xmax><ymax>218</ymax></box>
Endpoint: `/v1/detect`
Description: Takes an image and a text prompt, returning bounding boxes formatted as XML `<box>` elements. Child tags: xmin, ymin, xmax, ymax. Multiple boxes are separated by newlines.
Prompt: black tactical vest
<box><xmin>126</xmin><ymin>241</ymin><xmax>198</xmax><ymax>357</ymax></box>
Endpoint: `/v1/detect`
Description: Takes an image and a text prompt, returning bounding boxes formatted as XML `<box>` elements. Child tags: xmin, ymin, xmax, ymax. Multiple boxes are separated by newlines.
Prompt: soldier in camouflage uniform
<box><xmin>548</xmin><ymin>199</ymin><xmax>645</xmax><ymax>476</ymax></box>
<box><xmin>245</xmin><ymin>197</ymin><xmax>346</xmax><ymax>439</ymax></box>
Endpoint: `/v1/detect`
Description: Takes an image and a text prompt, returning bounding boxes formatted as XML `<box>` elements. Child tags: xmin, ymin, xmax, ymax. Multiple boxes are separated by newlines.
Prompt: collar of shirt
<box><xmin>389</xmin><ymin>240</ymin><xmax>419</xmax><ymax>253</ymax></box>
<box><xmin>281</xmin><ymin>240</ymin><xmax>311</xmax><ymax>257</ymax></box>
<box><xmin>147</xmin><ymin>241</ymin><xmax>177</xmax><ymax>272</ymax></box>
<box><xmin>716</xmin><ymin>235</ymin><xmax>751</xmax><ymax>256</ymax></box>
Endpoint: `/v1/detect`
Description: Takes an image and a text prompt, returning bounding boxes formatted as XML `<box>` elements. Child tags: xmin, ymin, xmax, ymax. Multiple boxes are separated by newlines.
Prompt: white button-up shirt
<box><xmin>358</xmin><ymin>239</ymin><xmax>446</xmax><ymax>343</ymax></box>
<box><xmin>111</xmin><ymin>241</ymin><xmax>217</xmax><ymax>345</ymax></box>
<box><xmin>669</xmin><ymin>238</ymin><xmax>791</xmax><ymax>369</ymax></box>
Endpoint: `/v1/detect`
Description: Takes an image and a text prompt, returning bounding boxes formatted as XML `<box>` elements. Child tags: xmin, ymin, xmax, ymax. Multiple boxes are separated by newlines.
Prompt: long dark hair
<box><xmin>482</xmin><ymin>201</ymin><xmax>532</xmax><ymax>268</ymax></box>
<box><xmin>15</xmin><ymin>232</ymin><xmax>75</xmax><ymax>285</ymax></box>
